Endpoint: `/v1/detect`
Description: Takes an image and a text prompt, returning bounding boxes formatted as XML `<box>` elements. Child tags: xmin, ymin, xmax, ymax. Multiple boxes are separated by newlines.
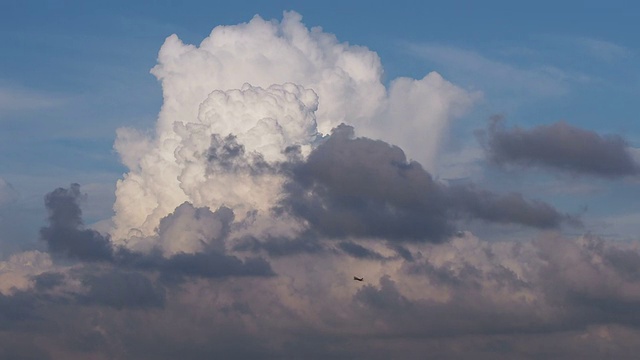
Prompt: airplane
<box><xmin>353</xmin><ymin>276</ymin><xmax>364</xmax><ymax>281</ymax></box>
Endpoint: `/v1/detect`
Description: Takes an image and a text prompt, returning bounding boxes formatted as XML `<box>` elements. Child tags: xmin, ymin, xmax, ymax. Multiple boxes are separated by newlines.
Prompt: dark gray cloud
<box><xmin>281</xmin><ymin>124</ymin><xmax>575</xmax><ymax>242</ymax></box>
<box><xmin>280</xmin><ymin>125</ymin><xmax>451</xmax><ymax>241</ymax></box>
<box><xmin>39</xmin><ymin>185</ymin><xmax>274</xmax><ymax>280</ymax></box>
<box><xmin>79</xmin><ymin>270</ymin><xmax>165</xmax><ymax>309</ymax></box>
<box><xmin>234</xmin><ymin>230</ymin><xmax>408</xmax><ymax>261</ymax></box>
<box><xmin>207</xmin><ymin>134</ymin><xmax>245</xmax><ymax>168</ymax></box>
<box><xmin>480</xmin><ymin>119</ymin><xmax>640</xmax><ymax>177</ymax></box>
<box><xmin>449</xmin><ymin>185</ymin><xmax>578</xmax><ymax>228</ymax></box>
<box><xmin>40</xmin><ymin>183</ymin><xmax>114</xmax><ymax>261</ymax></box>
<box><xmin>337</xmin><ymin>241</ymin><xmax>386</xmax><ymax>260</ymax></box>
<box><xmin>2</xmin><ymin>270</ymin><xmax>163</xmax><ymax>318</ymax></box>
<box><xmin>0</xmin><ymin>340</ymin><xmax>51</xmax><ymax>360</ymax></box>
<box><xmin>207</xmin><ymin>133</ymin><xmax>274</xmax><ymax>175</ymax></box>
<box><xmin>387</xmin><ymin>243</ymin><xmax>414</xmax><ymax>261</ymax></box>
<box><xmin>233</xmin><ymin>234</ymin><xmax>326</xmax><ymax>257</ymax></box>
<box><xmin>112</xmin><ymin>248</ymin><xmax>274</xmax><ymax>283</ymax></box>
<box><xmin>32</xmin><ymin>272</ymin><xmax>65</xmax><ymax>291</ymax></box>
<box><xmin>158</xmin><ymin>252</ymin><xmax>274</xmax><ymax>282</ymax></box>
<box><xmin>0</xmin><ymin>291</ymin><xmax>38</xmax><ymax>327</ymax></box>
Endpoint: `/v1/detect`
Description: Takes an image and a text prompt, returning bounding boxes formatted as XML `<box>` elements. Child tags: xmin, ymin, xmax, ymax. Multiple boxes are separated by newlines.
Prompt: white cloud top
<box><xmin>112</xmin><ymin>11</ymin><xmax>476</xmax><ymax>248</ymax></box>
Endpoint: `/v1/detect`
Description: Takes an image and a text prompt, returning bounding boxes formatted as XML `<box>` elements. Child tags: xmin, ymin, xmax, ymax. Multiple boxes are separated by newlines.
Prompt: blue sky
<box><xmin>2</xmin><ymin>1</ymin><xmax>640</xmax><ymax>358</ymax></box>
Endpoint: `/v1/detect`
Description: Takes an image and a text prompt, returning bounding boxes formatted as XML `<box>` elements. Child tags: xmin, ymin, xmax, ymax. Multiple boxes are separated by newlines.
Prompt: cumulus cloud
<box><xmin>349</xmin><ymin>233</ymin><xmax>640</xmax><ymax>346</ymax></box>
<box><xmin>7</xmin><ymin>225</ymin><xmax>640</xmax><ymax>358</ymax></box>
<box><xmin>365</xmin><ymin>72</ymin><xmax>479</xmax><ymax>171</ymax></box>
<box><xmin>112</xmin><ymin>11</ymin><xmax>476</xmax><ymax>243</ymax></box>
<box><xmin>5</xmin><ymin>10</ymin><xmax>638</xmax><ymax>360</ymax></box>
<box><xmin>40</xmin><ymin>184</ymin><xmax>274</xmax><ymax>280</ymax></box>
<box><xmin>480</xmin><ymin>118</ymin><xmax>640</xmax><ymax>177</ymax></box>
<box><xmin>281</xmin><ymin>124</ymin><xmax>575</xmax><ymax>242</ymax></box>
<box><xmin>0</xmin><ymin>251</ymin><xmax>52</xmax><ymax>294</ymax></box>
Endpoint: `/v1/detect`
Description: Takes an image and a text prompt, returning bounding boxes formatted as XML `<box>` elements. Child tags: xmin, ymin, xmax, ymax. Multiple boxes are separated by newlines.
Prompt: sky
<box><xmin>1</xmin><ymin>1</ymin><xmax>640</xmax><ymax>358</ymax></box>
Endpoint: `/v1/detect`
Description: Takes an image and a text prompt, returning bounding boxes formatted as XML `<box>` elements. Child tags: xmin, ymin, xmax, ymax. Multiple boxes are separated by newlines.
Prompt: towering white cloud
<box><xmin>112</xmin><ymin>11</ymin><xmax>476</xmax><ymax>246</ymax></box>
<box><xmin>365</xmin><ymin>73</ymin><xmax>479</xmax><ymax>171</ymax></box>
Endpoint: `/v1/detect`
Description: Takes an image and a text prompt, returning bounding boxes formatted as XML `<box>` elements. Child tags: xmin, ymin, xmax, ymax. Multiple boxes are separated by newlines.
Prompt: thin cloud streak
<box><xmin>0</xmin><ymin>85</ymin><xmax>67</xmax><ymax>114</ymax></box>
<box><xmin>406</xmin><ymin>43</ymin><xmax>575</xmax><ymax>97</ymax></box>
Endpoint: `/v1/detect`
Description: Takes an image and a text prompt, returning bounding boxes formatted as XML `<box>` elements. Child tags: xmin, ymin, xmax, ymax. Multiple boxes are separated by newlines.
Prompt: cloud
<box><xmin>233</xmin><ymin>233</ymin><xmax>326</xmax><ymax>257</ymax></box>
<box><xmin>0</xmin><ymin>341</ymin><xmax>51</xmax><ymax>360</ymax></box>
<box><xmin>6</xmin><ymin>10</ymin><xmax>640</xmax><ymax>359</ymax></box>
<box><xmin>364</xmin><ymin>72</ymin><xmax>479</xmax><ymax>171</ymax></box>
<box><xmin>449</xmin><ymin>185</ymin><xmax>578</xmax><ymax>228</ymax></box>
<box><xmin>281</xmin><ymin>124</ymin><xmax>453</xmax><ymax>241</ymax></box>
<box><xmin>159</xmin><ymin>252</ymin><xmax>273</xmax><ymax>282</ymax></box>
<box><xmin>78</xmin><ymin>270</ymin><xmax>165</xmax><ymax>309</ymax></box>
<box><xmin>113</xmin><ymin>83</ymin><xmax>321</xmax><ymax>242</ymax></box>
<box><xmin>0</xmin><ymin>179</ymin><xmax>636</xmax><ymax>358</ymax></box>
<box><xmin>575</xmin><ymin>37</ymin><xmax>632</xmax><ymax>62</ymax></box>
<box><xmin>350</xmin><ymin>233</ymin><xmax>640</xmax><ymax>344</ymax></box>
<box><xmin>5</xmin><ymin>231</ymin><xmax>640</xmax><ymax>358</ymax></box>
<box><xmin>111</xmin><ymin>11</ymin><xmax>476</xmax><ymax>244</ymax></box>
<box><xmin>0</xmin><ymin>85</ymin><xmax>66</xmax><ymax>114</ymax></box>
<box><xmin>0</xmin><ymin>251</ymin><xmax>53</xmax><ymax>294</ymax></box>
<box><xmin>281</xmin><ymin>124</ymin><xmax>575</xmax><ymax>242</ymax></box>
<box><xmin>40</xmin><ymin>183</ymin><xmax>114</xmax><ymax>261</ymax></box>
<box><xmin>31</xmin><ymin>272</ymin><xmax>65</xmax><ymax>291</ymax></box>
<box><xmin>337</xmin><ymin>241</ymin><xmax>386</xmax><ymax>260</ymax></box>
<box><xmin>479</xmin><ymin>118</ymin><xmax>640</xmax><ymax>177</ymax></box>
<box><xmin>407</xmin><ymin>43</ymin><xmax>575</xmax><ymax>98</ymax></box>
<box><xmin>0</xmin><ymin>290</ymin><xmax>40</xmax><ymax>327</ymax></box>
<box><xmin>40</xmin><ymin>184</ymin><xmax>274</xmax><ymax>280</ymax></box>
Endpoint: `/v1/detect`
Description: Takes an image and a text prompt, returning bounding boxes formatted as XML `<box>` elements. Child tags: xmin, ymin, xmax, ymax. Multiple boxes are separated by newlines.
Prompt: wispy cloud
<box><xmin>405</xmin><ymin>42</ymin><xmax>590</xmax><ymax>99</ymax></box>
<box><xmin>0</xmin><ymin>85</ymin><xmax>67</xmax><ymax>114</ymax></box>
<box><xmin>537</xmin><ymin>35</ymin><xmax>635</xmax><ymax>64</ymax></box>
<box><xmin>403</xmin><ymin>43</ymin><xmax>594</xmax><ymax>101</ymax></box>
<box><xmin>575</xmin><ymin>37</ymin><xmax>632</xmax><ymax>62</ymax></box>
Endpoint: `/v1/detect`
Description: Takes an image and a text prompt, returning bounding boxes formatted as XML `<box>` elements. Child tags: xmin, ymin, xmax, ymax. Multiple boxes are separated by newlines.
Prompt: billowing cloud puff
<box><xmin>280</xmin><ymin>124</ymin><xmax>575</xmax><ymax>242</ymax></box>
<box><xmin>369</xmin><ymin>72</ymin><xmax>479</xmax><ymax>171</ymax></box>
<box><xmin>150</xmin><ymin>11</ymin><xmax>384</xmax><ymax>135</ymax></box>
<box><xmin>40</xmin><ymin>184</ymin><xmax>274</xmax><ymax>279</ymax></box>
<box><xmin>0</xmin><ymin>251</ymin><xmax>52</xmax><ymax>294</ymax></box>
<box><xmin>114</xmin><ymin>83</ymin><xmax>319</xmax><ymax>241</ymax></box>
<box><xmin>112</xmin><ymin>11</ymin><xmax>477</xmax><ymax>243</ymax></box>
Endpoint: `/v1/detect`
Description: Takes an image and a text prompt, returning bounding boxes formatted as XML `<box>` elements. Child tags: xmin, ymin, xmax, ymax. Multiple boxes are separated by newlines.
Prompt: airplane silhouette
<box><xmin>353</xmin><ymin>276</ymin><xmax>363</xmax><ymax>281</ymax></box>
